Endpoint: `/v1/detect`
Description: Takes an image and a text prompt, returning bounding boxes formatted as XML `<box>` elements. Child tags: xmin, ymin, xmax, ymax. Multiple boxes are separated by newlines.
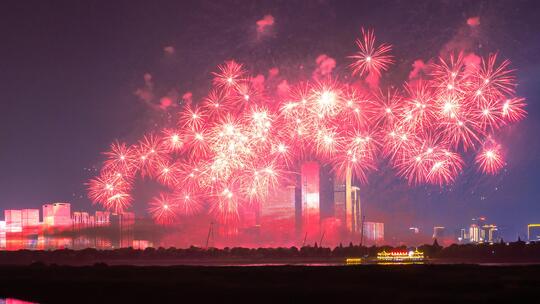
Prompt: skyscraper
<box><xmin>4</xmin><ymin>210</ymin><xmax>22</xmax><ymax>233</ymax></box>
<box><xmin>469</xmin><ymin>224</ymin><xmax>480</xmax><ymax>243</ymax></box>
<box><xmin>363</xmin><ymin>221</ymin><xmax>384</xmax><ymax>244</ymax></box>
<box><xmin>21</xmin><ymin>209</ymin><xmax>39</xmax><ymax>228</ymax></box>
<box><xmin>527</xmin><ymin>224</ymin><xmax>540</xmax><ymax>241</ymax></box>
<box><xmin>43</xmin><ymin>202</ymin><xmax>72</xmax><ymax>227</ymax></box>
<box><xmin>300</xmin><ymin>161</ymin><xmax>320</xmax><ymax>236</ymax></box>
<box><xmin>482</xmin><ymin>224</ymin><xmax>498</xmax><ymax>243</ymax></box>
<box><xmin>433</xmin><ymin>226</ymin><xmax>446</xmax><ymax>239</ymax></box>
<box><xmin>261</xmin><ymin>184</ymin><xmax>296</xmax><ymax>243</ymax></box>
<box><xmin>334</xmin><ymin>168</ymin><xmax>362</xmax><ymax>234</ymax></box>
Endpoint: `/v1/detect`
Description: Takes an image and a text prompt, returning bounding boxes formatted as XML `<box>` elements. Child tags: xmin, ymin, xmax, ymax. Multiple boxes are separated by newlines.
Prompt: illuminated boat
<box><xmin>377</xmin><ymin>249</ymin><xmax>425</xmax><ymax>262</ymax></box>
<box><xmin>345</xmin><ymin>257</ymin><xmax>363</xmax><ymax>265</ymax></box>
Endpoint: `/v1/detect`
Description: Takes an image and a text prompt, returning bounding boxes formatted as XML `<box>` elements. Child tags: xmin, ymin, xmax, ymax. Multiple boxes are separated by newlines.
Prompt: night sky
<box><xmin>1</xmin><ymin>0</ymin><xmax>539</xmax><ymax>240</ymax></box>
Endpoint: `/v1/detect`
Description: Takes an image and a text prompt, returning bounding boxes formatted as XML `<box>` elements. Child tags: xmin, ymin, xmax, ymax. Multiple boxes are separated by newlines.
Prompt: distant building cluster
<box><xmin>0</xmin><ymin>202</ymin><xmax>143</xmax><ymax>251</ymax></box>
<box><xmin>455</xmin><ymin>217</ymin><xmax>500</xmax><ymax>244</ymax></box>
<box><xmin>0</xmin><ymin>202</ymin><xmax>134</xmax><ymax>233</ymax></box>
<box><xmin>256</xmin><ymin>161</ymin><xmax>383</xmax><ymax>246</ymax></box>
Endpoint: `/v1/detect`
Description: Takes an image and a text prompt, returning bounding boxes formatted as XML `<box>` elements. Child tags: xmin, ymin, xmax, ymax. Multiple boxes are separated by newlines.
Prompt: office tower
<box><xmin>433</xmin><ymin>226</ymin><xmax>446</xmax><ymax>239</ymax></box>
<box><xmin>482</xmin><ymin>224</ymin><xmax>498</xmax><ymax>243</ymax></box>
<box><xmin>528</xmin><ymin>224</ymin><xmax>540</xmax><ymax>241</ymax></box>
<box><xmin>351</xmin><ymin>186</ymin><xmax>361</xmax><ymax>233</ymax></box>
<box><xmin>72</xmin><ymin>211</ymin><xmax>91</xmax><ymax>228</ymax></box>
<box><xmin>43</xmin><ymin>203</ymin><xmax>72</xmax><ymax>227</ymax></box>
<box><xmin>319</xmin><ymin>164</ymin><xmax>334</xmax><ymax>220</ymax></box>
<box><xmin>334</xmin><ymin>168</ymin><xmax>362</xmax><ymax>234</ymax></box>
<box><xmin>21</xmin><ymin>209</ymin><xmax>39</xmax><ymax>228</ymax></box>
<box><xmin>95</xmin><ymin>211</ymin><xmax>111</xmax><ymax>226</ymax></box>
<box><xmin>300</xmin><ymin>161</ymin><xmax>320</xmax><ymax>235</ymax></box>
<box><xmin>459</xmin><ymin>228</ymin><xmax>468</xmax><ymax>242</ymax></box>
<box><xmin>0</xmin><ymin>221</ymin><xmax>5</xmax><ymax>249</ymax></box>
<box><xmin>42</xmin><ymin>204</ymin><xmax>54</xmax><ymax>226</ymax></box>
<box><xmin>469</xmin><ymin>224</ymin><xmax>480</xmax><ymax>243</ymax></box>
<box><xmin>4</xmin><ymin>210</ymin><xmax>22</xmax><ymax>233</ymax></box>
<box><xmin>261</xmin><ymin>184</ymin><xmax>296</xmax><ymax>242</ymax></box>
<box><xmin>363</xmin><ymin>221</ymin><xmax>384</xmax><ymax>244</ymax></box>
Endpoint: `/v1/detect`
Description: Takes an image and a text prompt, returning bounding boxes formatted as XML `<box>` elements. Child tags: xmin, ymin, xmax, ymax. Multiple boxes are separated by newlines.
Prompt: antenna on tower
<box><xmin>205</xmin><ymin>222</ymin><xmax>214</xmax><ymax>248</ymax></box>
<box><xmin>319</xmin><ymin>230</ymin><xmax>326</xmax><ymax>247</ymax></box>
<box><xmin>360</xmin><ymin>215</ymin><xmax>365</xmax><ymax>246</ymax></box>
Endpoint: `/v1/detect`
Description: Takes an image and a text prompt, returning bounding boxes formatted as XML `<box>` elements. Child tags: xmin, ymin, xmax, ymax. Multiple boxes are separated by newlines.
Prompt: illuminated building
<box><xmin>72</xmin><ymin>212</ymin><xmax>92</xmax><ymax>228</ymax></box>
<box><xmin>42</xmin><ymin>204</ymin><xmax>53</xmax><ymax>226</ymax></box>
<box><xmin>21</xmin><ymin>209</ymin><xmax>39</xmax><ymax>228</ymax></box>
<box><xmin>110</xmin><ymin>212</ymin><xmax>135</xmax><ymax>248</ymax></box>
<box><xmin>334</xmin><ymin>169</ymin><xmax>361</xmax><ymax>234</ymax></box>
<box><xmin>482</xmin><ymin>224</ymin><xmax>498</xmax><ymax>243</ymax></box>
<box><xmin>409</xmin><ymin>227</ymin><xmax>419</xmax><ymax>234</ymax></box>
<box><xmin>458</xmin><ymin>228</ymin><xmax>468</xmax><ymax>242</ymax></box>
<box><xmin>377</xmin><ymin>249</ymin><xmax>424</xmax><ymax>262</ymax></box>
<box><xmin>333</xmin><ymin>179</ymin><xmax>346</xmax><ymax>229</ymax></box>
<box><xmin>43</xmin><ymin>203</ymin><xmax>72</xmax><ymax>227</ymax></box>
<box><xmin>95</xmin><ymin>211</ymin><xmax>110</xmax><ymax>226</ymax></box>
<box><xmin>527</xmin><ymin>224</ymin><xmax>540</xmax><ymax>241</ymax></box>
<box><xmin>4</xmin><ymin>210</ymin><xmax>22</xmax><ymax>233</ymax></box>
<box><xmin>319</xmin><ymin>164</ymin><xmax>335</xmax><ymax>220</ymax></box>
<box><xmin>0</xmin><ymin>221</ymin><xmax>5</xmax><ymax>249</ymax></box>
<box><xmin>469</xmin><ymin>224</ymin><xmax>480</xmax><ymax>243</ymax></box>
<box><xmin>261</xmin><ymin>184</ymin><xmax>296</xmax><ymax>243</ymax></box>
<box><xmin>363</xmin><ymin>221</ymin><xmax>384</xmax><ymax>244</ymax></box>
<box><xmin>433</xmin><ymin>226</ymin><xmax>445</xmax><ymax>239</ymax></box>
<box><xmin>133</xmin><ymin>240</ymin><xmax>152</xmax><ymax>250</ymax></box>
<box><xmin>300</xmin><ymin>161</ymin><xmax>320</xmax><ymax>235</ymax></box>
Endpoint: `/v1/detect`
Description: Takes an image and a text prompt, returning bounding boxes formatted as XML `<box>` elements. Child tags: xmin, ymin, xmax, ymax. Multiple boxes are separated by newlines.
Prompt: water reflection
<box><xmin>0</xmin><ymin>230</ymin><xmax>153</xmax><ymax>251</ymax></box>
<box><xmin>0</xmin><ymin>299</ymin><xmax>38</xmax><ymax>304</ymax></box>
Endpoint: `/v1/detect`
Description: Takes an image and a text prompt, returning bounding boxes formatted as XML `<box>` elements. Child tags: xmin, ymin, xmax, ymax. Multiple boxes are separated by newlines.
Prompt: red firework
<box><xmin>88</xmin><ymin>28</ymin><xmax>526</xmax><ymax>225</ymax></box>
<box><xmin>148</xmin><ymin>193</ymin><xmax>179</xmax><ymax>225</ymax></box>
<box><xmin>349</xmin><ymin>28</ymin><xmax>394</xmax><ymax>77</ymax></box>
<box><xmin>475</xmin><ymin>143</ymin><xmax>505</xmax><ymax>175</ymax></box>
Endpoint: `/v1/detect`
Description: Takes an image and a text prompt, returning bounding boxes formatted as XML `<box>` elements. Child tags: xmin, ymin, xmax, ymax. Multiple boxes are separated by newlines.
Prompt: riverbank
<box><xmin>1</xmin><ymin>264</ymin><xmax>539</xmax><ymax>303</ymax></box>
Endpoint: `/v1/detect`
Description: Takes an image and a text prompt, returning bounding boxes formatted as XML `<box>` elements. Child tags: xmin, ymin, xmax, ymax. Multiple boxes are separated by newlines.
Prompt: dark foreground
<box><xmin>1</xmin><ymin>264</ymin><xmax>539</xmax><ymax>303</ymax></box>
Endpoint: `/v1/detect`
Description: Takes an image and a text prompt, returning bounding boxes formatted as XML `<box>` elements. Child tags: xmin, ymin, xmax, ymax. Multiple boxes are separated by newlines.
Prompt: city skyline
<box><xmin>0</xmin><ymin>1</ymin><xmax>539</xmax><ymax>244</ymax></box>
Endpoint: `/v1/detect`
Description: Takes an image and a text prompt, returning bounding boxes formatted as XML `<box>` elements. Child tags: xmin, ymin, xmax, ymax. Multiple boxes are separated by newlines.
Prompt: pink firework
<box><xmin>212</xmin><ymin>60</ymin><xmax>246</xmax><ymax>90</ymax></box>
<box><xmin>349</xmin><ymin>28</ymin><xmax>394</xmax><ymax>77</ymax></box>
<box><xmin>102</xmin><ymin>141</ymin><xmax>137</xmax><ymax>176</ymax></box>
<box><xmin>87</xmin><ymin>173</ymin><xmax>132</xmax><ymax>213</ymax></box>
<box><xmin>89</xmin><ymin>27</ymin><xmax>526</xmax><ymax>225</ymax></box>
<box><xmin>475</xmin><ymin>143</ymin><xmax>505</xmax><ymax>175</ymax></box>
<box><xmin>148</xmin><ymin>193</ymin><xmax>179</xmax><ymax>225</ymax></box>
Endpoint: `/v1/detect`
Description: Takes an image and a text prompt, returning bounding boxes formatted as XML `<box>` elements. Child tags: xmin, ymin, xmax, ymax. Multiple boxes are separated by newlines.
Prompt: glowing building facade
<box><xmin>334</xmin><ymin>170</ymin><xmax>361</xmax><ymax>235</ymax></box>
<box><xmin>43</xmin><ymin>203</ymin><xmax>72</xmax><ymax>227</ymax></box>
<box><xmin>528</xmin><ymin>224</ymin><xmax>540</xmax><ymax>241</ymax></box>
<box><xmin>482</xmin><ymin>224</ymin><xmax>498</xmax><ymax>243</ymax></box>
<box><xmin>4</xmin><ymin>210</ymin><xmax>22</xmax><ymax>233</ymax></box>
<box><xmin>261</xmin><ymin>184</ymin><xmax>296</xmax><ymax>244</ymax></box>
<box><xmin>469</xmin><ymin>224</ymin><xmax>480</xmax><ymax>243</ymax></box>
<box><xmin>363</xmin><ymin>221</ymin><xmax>384</xmax><ymax>244</ymax></box>
<box><xmin>300</xmin><ymin>161</ymin><xmax>320</xmax><ymax>235</ymax></box>
<box><xmin>433</xmin><ymin>226</ymin><xmax>445</xmax><ymax>239</ymax></box>
<box><xmin>95</xmin><ymin>211</ymin><xmax>111</xmax><ymax>226</ymax></box>
<box><xmin>0</xmin><ymin>221</ymin><xmax>5</xmax><ymax>249</ymax></box>
<box><xmin>21</xmin><ymin>209</ymin><xmax>39</xmax><ymax>228</ymax></box>
<box><xmin>469</xmin><ymin>222</ymin><xmax>498</xmax><ymax>243</ymax></box>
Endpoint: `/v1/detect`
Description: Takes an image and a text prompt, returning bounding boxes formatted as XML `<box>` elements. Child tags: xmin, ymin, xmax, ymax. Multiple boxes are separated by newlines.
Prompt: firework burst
<box><xmin>88</xmin><ymin>28</ymin><xmax>526</xmax><ymax>225</ymax></box>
